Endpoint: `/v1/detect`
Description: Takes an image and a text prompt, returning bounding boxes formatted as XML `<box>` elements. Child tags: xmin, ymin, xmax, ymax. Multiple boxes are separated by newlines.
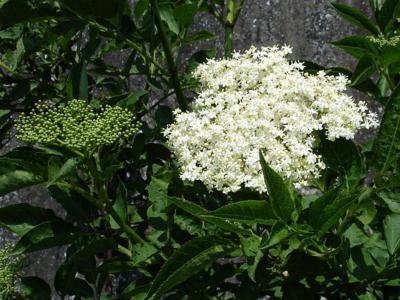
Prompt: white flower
<box><xmin>164</xmin><ymin>46</ymin><xmax>378</xmax><ymax>194</ymax></box>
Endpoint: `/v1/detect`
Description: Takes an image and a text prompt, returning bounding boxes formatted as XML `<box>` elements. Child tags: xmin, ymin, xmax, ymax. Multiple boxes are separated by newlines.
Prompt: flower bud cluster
<box><xmin>16</xmin><ymin>99</ymin><xmax>140</xmax><ymax>151</ymax></box>
<box><xmin>164</xmin><ymin>46</ymin><xmax>378</xmax><ymax>194</ymax></box>
<box><xmin>368</xmin><ymin>35</ymin><xmax>400</xmax><ymax>47</ymax></box>
<box><xmin>0</xmin><ymin>246</ymin><xmax>21</xmax><ymax>300</ymax></box>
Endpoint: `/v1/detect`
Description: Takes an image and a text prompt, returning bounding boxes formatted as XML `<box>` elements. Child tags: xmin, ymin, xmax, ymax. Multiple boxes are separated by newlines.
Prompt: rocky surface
<box><xmin>0</xmin><ymin>1</ymin><xmax>372</xmax><ymax>298</ymax></box>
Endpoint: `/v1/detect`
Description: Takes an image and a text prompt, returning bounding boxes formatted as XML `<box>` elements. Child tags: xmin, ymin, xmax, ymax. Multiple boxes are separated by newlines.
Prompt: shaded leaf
<box><xmin>259</xmin><ymin>151</ymin><xmax>295</xmax><ymax>222</ymax></box>
<box><xmin>0</xmin><ymin>203</ymin><xmax>63</xmax><ymax>236</ymax></box>
<box><xmin>20</xmin><ymin>276</ymin><xmax>51</xmax><ymax>300</ymax></box>
<box><xmin>146</xmin><ymin>236</ymin><xmax>233</xmax><ymax>299</ymax></box>
<box><xmin>202</xmin><ymin>200</ymin><xmax>276</xmax><ymax>225</ymax></box>
<box><xmin>332</xmin><ymin>3</ymin><xmax>380</xmax><ymax>34</ymax></box>
<box><xmin>260</xmin><ymin>221</ymin><xmax>290</xmax><ymax>249</ymax></box>
<box><xmin>373</xmin><ymin>85</ymin><xmax>400</xmax><ymax>173</ymax></box>
<box><xmin>384</xmin><ymin>214</ymin><xmax>400</xmax><ymax>255</ymax></box>
<box><xmin>12</xmin><ymin>221</ymin><xmax>78</xmax><ymax>255</ymax></box>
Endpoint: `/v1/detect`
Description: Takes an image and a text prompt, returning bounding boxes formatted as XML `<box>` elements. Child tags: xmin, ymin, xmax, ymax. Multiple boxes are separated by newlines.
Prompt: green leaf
<box><xmin>118</xmin><ymin>90</ymin><xmax>148</xmax><ymax>110</ymax></box>
<box><xmin>59</xmin><ymin>0</ymin><xmax>125</xmax><ymax>18</ymax></box>
<box><xmin>168</xmin><ymin>196</ymin><xmax>250</xmax><ymax>235</ymax></box>
<box><xmin>350</xmin><ymin>54</ymin><xmax>377</xmax><ymax>86</ymax></box>
<box><xmin>382</xmin><ymin>45</ymin><xmax>400</xmax><ymax>67</ymax></box>
<box><xmin>373</xmin><ymin>85</ymin><xmax>400</xmax><ymax>173</ymax></box>
<box><xmin>369</xmin><ymin>0</ymin><xmax>383</xmax><ymax>15</ymax></box>
<box><xmin>0</xmin><ymin>109</ymin><xmax>10</xmax><ymax>119</ymax></box>
<box><xmin>47</xmin><ymin>157</ymin><xmax>80</xmax><ymax>187</ymax></box>
<box><xmin>134</xmin><ymin>0</ymin><xmax>149</xmax><ymax>17</ymax></box>
<box><xmin>241</xmin><ymin>236</ymin><xmax>263</xmax><ymax>282</ymax></box>
<box><xmin>0</xmin><ymin>148</ymin><xmax>50</xmax><ymax>195</ymax></box>
<box><xmin>174</xmin><ymin>3</ymin><xmax>197</xmax><ymax>27</ymax></box>
<box><xmin>343</xmin><ymin>223</ymin><xmax>369</xmax><ymax>248</ymax></box>
<box><xmin>146</xmin><ymin>236</ymin><xmax>233</xmax><ymax>300</ymax></box>
<box><xmin>202</xmin><ymin>200</ymin><xmax>276</xmax><ymax>225</ymax></box>
<box><xmin>260</xmin><ymin>221</ymin><xmax>290</xmax><ymax>249</ymax></box>
<box><xmin>332</xmin><ymin>36</ymin><xmax>378</xmax><ymax>59</ymax></box>
<box><xmin>186</xmin><ymin>30</ymin><xmax>214</xmax><ymax>43</ymax></box>
<box><xmin>384</xmin><ymin>214</ymin><xmax>400</xmax><ymax>255</ymax></box>
<box><xmin>110</xmin><ymin>180</ymin><xmax>128</xmax><ymax>229</ymax></box>
<box><xmin>55</xmin><ymin>262</ymin><xmax>93</xmax><ymax>297</ymax></box>
<box><xmin>48</xmin><ymin>185</ymin><xmax>93</xmax><ymax>224</ymax></box>
<box><xmin>378</xmin><ymin>190</ymin><xmax>400</xmax><ymax>213</ymax></box>
<box><xmin>0</xmin><ymin>203</ymin><xmax>63</xmax><ymax>236</ymax></box>
<box><xmin>259</xmin><ymin>151</ymin><xmax>295</xmax><ymax>222</ymax></box>
<box><xmin>309</xmin><ymin>190</ymin><xmax>357</xmax><ymax>236</ymax></box>
<box><xmin>12</xmin><ymin>221</ymin><xmax>78</xmax><ymax>255</ymax></box>
<box><xmin>319</xmin><ymin>138</ymin><xmax>365</xmax><ymax>191</ymax></box>
<box><xmin>377</xmin><ymin>0</ymin><xmax>400</xmax><ymax>32</ymax></box>
<box><xmin>355</xmin><ymin>197</ymin><xmax>377</xmax><ymax>225</ymax></box>
<box><xmin>67</xmin><ymin>237</ymin><xmax>117</xmax><ymax>264</ymax></box>
<box><xmin>332</xmin><ymin>3</ymin><xmax>380</xmax><ymax>34</ymax></box>
<box><xmin>167</xmin><ymin>196</ymin><xmax>208</xmax><ymax>216</ymax></box>
<box><xmin>20</xmin><ymin>277</ymin><xmax>51</xmax><ymax>300</ymax></box>
<box><xmin>159</xmin><ymin>4</ymin><xmax>179</xmax><ymax>35</ymax></box>
<box><xmin>79</xmin><ymin>62</ymin><xmax>88</xmax><ymax>101</ymax></box>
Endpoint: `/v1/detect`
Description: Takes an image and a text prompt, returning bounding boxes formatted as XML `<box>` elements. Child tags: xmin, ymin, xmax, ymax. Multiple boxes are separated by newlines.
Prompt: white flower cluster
<box><xmin>164</xmin><ymin>46</ymin><xmax>378</xmax><ymax>194</ymax></box>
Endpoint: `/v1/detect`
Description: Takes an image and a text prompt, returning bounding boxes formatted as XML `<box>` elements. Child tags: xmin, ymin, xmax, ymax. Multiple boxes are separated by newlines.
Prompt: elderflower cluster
<box><xmin>16</xmin><ymin>99</ymin><xmax>140</xmax><ymax>151</ymax></box>
<box><xmin>164</xmin><ymin>46</ymin><xmax>378</xmax><ymax>194</ymax></box>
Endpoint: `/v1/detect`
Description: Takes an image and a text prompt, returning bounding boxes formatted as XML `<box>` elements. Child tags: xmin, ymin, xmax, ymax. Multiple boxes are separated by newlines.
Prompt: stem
<box><xmin>108</xmin><ymin>205</ymin><xmax>145</xmax><ymax>244</ymax></box>
<box><xmin>86</xmin><ymin>155</ymin><xmax>145</xmax><ymax>244</ymax></box>
<box><xmin>0</xmin><ymin>60</ymin><xmax>12</xmax><ymax>74</ymax></box>
<box><xmin>224</xmin><ymin>25</ymin><xmax>234</xmax><ymax>57</ymax></box>
<box><xmin>224</xmin><ymin>0</ymin><xmax>236</xmax><ymax>57</ymax></box>
<box><xmin>223</xmin><ymin>0</ymin><xmax>245</xmax><ymax>57</ymax></box>
<box><xmin>55</xmin><ymin>182</ymin><xmax>103</xmax><ymax>209</ymax></box>
<box><xmin>117</xmin><ymin>244</ymin><xmax>132</xmax><ymax>258</ymax></box>
<box><xmin>151</xmin><ymin>0</ymin><xmax>188</xmax><ymax>111</ymax></box>
<box><xmin>382</xmin><ymin>68</ymin><xmax>396</xmax><ymax>92</ymax></box>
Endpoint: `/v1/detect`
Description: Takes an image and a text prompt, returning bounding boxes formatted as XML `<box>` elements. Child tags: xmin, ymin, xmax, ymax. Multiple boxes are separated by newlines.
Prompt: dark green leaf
<box><xmin>382</xmin><ymin>45</ymin><xmax>400</xmax><ymax>67</ymax></box>
<box><xmin>159</xmin><ymin>4</ymin><xmax>179</xmax><ymax>35</ymax></box>
<box><xmin>332</xmin><ymin>3</ymin><xmax>380</xmax><ymax>34</ymax></box>
<box><xmin>79</xmin><ymin>62</ymin><xmax>88</xmax><ymax>101</ymax></box>
<box><xmin>377</xmin><ymin>0</ymin><xmax>400</xmax><ymax>32</ymax></box>
<box><xmin>186</xmin><ymin>30</ymin><xmax>214</xmax><ymax>43</ymax></box>
<box><xmin>384</xmin><ymin>214</ymin><xmax>400</xmax><ymax>255</ymax></box>
<box><xmin>378</xmin><ymin>190</ymin><xmax>400</xmax><ymax>213</ymax></box>
<box><xmin>0</xmin><ymin>203</ymin><xmax>63</xmax><ymax>236</ymax></box>
<box><xmin>332</xmin><ymin>36</ymin><xmax>378</xmax><ymax>59</ymax></box>
<box><xmin>260</xmin><ymin>221</ymin><xmax>290</xmax><ymax>249</ymax></box>
<box><xmin>20</xmin><ymin>277</ymin><xmax>51</xmax><ymax>300</ymax></box>
<box><xmin>241</xmin><ymin>236</ymin><xmax>263</xmax><ymax>282</ymax></box>
<box><xmin>174</xmin><ymin>3</ymin><xmax>197</xmax><ymax>27</ymax></box>
<box><xmin>47</xmin><ymin>157</ymin><xmax>80</xmax><ymax>187</ymax></box>
<box><xmin>111</xmin><ymin>180</ymin><xmax>127</xmax><ymax>229</ymax></box>
<box><xmin>309</xmin><ymin>190</ymin><xmax>357</xmax><ymax>236</ymax></box>
<box><xmin>202</xmin><ymin>200</ymin><xmax>276</xmax><ymax>225</ymax></box>
<box><xmin>12</xmin><ymin>221</ymin><xmax>78</xmax><ymax>255</ymax></box>
<box><xmin>259</xmin><ymin>151</ymin><xmax>295</xmax><ymax>222</ymax></box>
<box><xmin>343</xmin><ymin>223</ymin><xmax>369</xmax><ymax>248</ymax></box>
<box><xmin>0</xmin><ymin>0</ymin><xmax>60</xmax><ymax>30</ymax></box>
<box><xmin>67</xmin><ymin>238</ymin><xmax>117</xmax><ymax>264</ymax></box>
<box><xmin>373</xmin><ymin>85</ymin><xmax>400</xmax><ymax>173</ymax></box>
<box><xmin>167</xmin><ymin>196</ymin><xmax>208</xmax><ymax>216</ymax></box>
<box><xmin>59</xmin><ymin>0</ymin><xmax>125</xmax><ymax>18</ymax></box>
<box><xmin>350</xmin><ymin>54</ymin><xmax>376</xmax><ymax>86</ymax></box>
<box><xmin>146</xmin><ymin>236</ymin><xmax>233</xmax><ymax>300</ymax></box>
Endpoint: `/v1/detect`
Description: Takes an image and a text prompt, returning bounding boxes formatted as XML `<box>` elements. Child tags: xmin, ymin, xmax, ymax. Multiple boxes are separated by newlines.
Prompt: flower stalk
<box><xmin>151</xmin><ymin>0</ymin><xmax>188</xmax><ymax>111</ymax></box>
